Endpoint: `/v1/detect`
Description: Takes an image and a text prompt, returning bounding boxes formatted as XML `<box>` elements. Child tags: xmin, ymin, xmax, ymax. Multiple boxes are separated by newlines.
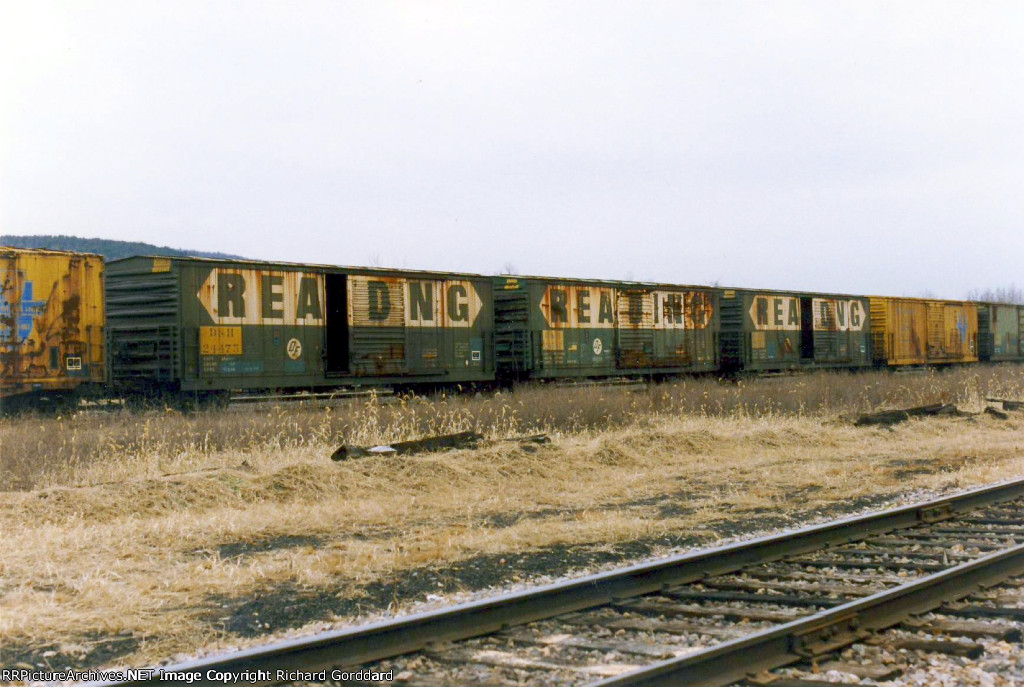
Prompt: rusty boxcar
<box><xmin>0</xmin><ymin>247</ymin><xmax>106</xmax><ymax>411</ymax></box>
<box><xmin>869</xmin><ymin>296</ymin><xmax>978</xmax><ymax>366</ymax></box>
<box><xmin>494</xmin><ymin>276</ymin><xmax>719</xmax><ymax>379</ymax></box>
<box><xmin>719</xmin><ymin>289</ymin><xmax>872</xmax><ymax>372</ymax></box>
<box><xmin>978</xmin><ymin>302</ymin><xmax>1024</xmax><ymax>362</ymax></box>
<box><xmin>106</xmin><ymin>256</ymin><xmax>493</xmax><ymax>400</ymax></box>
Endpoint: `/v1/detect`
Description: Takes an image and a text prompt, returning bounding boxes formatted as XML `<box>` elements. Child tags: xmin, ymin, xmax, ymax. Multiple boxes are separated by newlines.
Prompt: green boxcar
<box><xmin>494</xmin><ymin>276</ymin><xmax>719</xmax><ymax>379</ymax></box>
<box><xmin>978</xmin><ymin>303</ymin><xmax>1024</xmax><ymax>362</ymax></box>
<box><xmin>106</xmin><ymin>256</ymin><xmax>493</xmax><ymax>396</ymax></box>
<box><xmin>719</xmin><ymin>288</ymin><xmax>871</xmax><ymax>372</ymax></box>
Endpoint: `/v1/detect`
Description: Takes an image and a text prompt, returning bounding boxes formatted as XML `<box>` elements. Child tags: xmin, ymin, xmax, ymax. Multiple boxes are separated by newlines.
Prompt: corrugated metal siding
<box><xmin>1019</xmin><ymin>307</ymin><xmax>1024</xmax><ymax>359</ymax></box>
<box><xmin>493</xmin><ymin>278</ymin><xmax>532</xmax><ymax>376</ymax></box>
<box><xmin>978</xmin><ymin>304</ymin><xmax>993</xmax><ymax>361</ymax></box>
<box><xmin>106</xmin><ymin>258</ymin><xmax>181</xmax><ymax>388</ymax></box>
<box><xmin>719</xmin><ymin>290</ymin><xmax>744</xmax><ymax>371</ymax></box>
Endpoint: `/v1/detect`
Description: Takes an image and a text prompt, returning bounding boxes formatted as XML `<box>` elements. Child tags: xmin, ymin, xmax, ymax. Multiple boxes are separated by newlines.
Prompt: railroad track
<box><xmin>94</xmin><ymin>478</ymin><xmax>1024</xmax><ymax>687</ymax></box>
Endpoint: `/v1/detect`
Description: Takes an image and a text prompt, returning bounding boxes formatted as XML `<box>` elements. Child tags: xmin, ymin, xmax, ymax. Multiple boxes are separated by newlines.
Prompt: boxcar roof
<box><xmin>1</xmin><ymin>246</ymin><xmax>104</xmax><ymax>259</ymax></box>
<box><xmin>866</xmin><ymin>294</ymin><xmax>975</xmax><ymax>305</ymax></box>
<box><xmin>106</xmin><ymin>254</ymin><xmax>490</xmax><ymax>279</ymax></box>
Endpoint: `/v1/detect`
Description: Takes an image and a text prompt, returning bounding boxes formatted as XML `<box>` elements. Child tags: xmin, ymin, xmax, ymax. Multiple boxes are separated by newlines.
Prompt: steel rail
<box><xmin>592</xmin><ymin>539</ymin><xmax>1024</xmax><ymax>687</ymax></box>
<box><xmin>88</xmin><ymin>477</ymin><xmax>1024</xmax><ymax>687</ymax></box>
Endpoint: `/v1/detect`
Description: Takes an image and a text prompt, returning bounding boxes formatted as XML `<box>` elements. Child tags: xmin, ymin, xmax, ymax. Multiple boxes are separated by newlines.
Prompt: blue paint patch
<box><xmin>219</xmin><ymin>360</ymin><xmax>265</xmax><ymax>374</ymax></box>
<box><xmin>283</xmin><ymin>360</ymin><xmax>306</xmax><ymax>373</ymax></box>
<box><xmin>0</xmin><ymin>278</ymin><xmax>46</xmax><ymax>343</ymax></box>
<box><xmin>957</xmin><ymin>314</ymin><xmax>968</xmax><ymax>342</ymax></box>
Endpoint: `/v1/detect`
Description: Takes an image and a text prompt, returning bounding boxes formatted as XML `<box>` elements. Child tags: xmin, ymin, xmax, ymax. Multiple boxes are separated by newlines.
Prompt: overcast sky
<box><xmin>2</xmin><ymin>2</ymin><xmax>1021</xmax><ymax>298</ymax></box>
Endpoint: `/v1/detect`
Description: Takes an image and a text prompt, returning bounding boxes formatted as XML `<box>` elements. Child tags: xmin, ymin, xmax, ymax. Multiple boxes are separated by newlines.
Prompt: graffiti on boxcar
<box><xmin>749</xmin><ymin>295</ymin><xmax>800</xmax><ymax>331</ymax></box>
<box><xmin>0</xmin><ymin>269</ymin><xmax>86</xmax><ymax>381</ymax></box>
<box><xmin>198</xmin><ymin>269</ymin><xmax>325</xmax><ymax>325</ymax></box>
<box><xmin>0</xmin><ymin>276</ymin><xmax>46</xmax><ymax>342</ymax></box>
<box><xmin>811</xmin><ymin>298</ymin><xmax>865</xmax><ymax>332</ymax></box>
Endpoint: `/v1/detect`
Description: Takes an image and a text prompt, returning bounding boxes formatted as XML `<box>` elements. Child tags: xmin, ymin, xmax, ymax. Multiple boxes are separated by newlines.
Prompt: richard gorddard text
<box><xmin>1</xmin><ymin>668</ymin><xmax>394</xmax><ymax>683</ymax></box>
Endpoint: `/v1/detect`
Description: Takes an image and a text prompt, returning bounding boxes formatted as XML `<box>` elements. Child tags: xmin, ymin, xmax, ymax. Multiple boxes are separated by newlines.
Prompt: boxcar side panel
<box><xmin>109</xmin><ymin>257</ymin><xmax>495</xmax><ymax>394</ymax></box>
<box><xmin>532</xmin><ymin>281</ymin><xmax>617</xmax><ymax>376</ymax></box>
<box><xmin>933</xmin><ymin>302</ymin><xmax>978</xmax><ymax>363</ymax></box>
<box><xmin>178</xmin><ymin>262</ymin><xmax>328</xmax><ymax>390</ymax></box>
<box><xmin>870</xmin><ymin>296</ymin><xmax>977</xmax><ymax>366</ymax></box>
<box><xmin>509</xmin><ymin>278</ymin><xmax>718</xmax><ymax>379</ymax></box>
<box><xmin>347</xmin><ymin>274</ymin><xmax>492</xmax><ymax>381</ymax></box>
<box><xmin>725</xmin><ymin>290</ymin><xmax>870</xmax><ymax>372</ymax></box>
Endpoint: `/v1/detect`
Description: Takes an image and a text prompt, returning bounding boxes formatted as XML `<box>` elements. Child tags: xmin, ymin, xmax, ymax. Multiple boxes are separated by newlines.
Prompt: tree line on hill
<box><xmin>0</xmin><ymin>235</ymin><xmax>243</xmax><ymax>261</ymax></box>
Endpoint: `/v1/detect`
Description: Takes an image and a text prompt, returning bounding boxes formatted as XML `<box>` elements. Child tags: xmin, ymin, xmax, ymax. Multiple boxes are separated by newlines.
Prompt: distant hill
<box><xmin>0</xmin><ymin>235</ymin><xmax>244</xmax><ymax>261</ymax></box>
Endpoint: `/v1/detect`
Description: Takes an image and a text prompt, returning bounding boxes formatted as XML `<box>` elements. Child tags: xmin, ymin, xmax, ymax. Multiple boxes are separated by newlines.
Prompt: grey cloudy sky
<box><xmin>2</xmin><ymin>1</ymin><xmax>1022</xmax><ymax>298</ymax></box>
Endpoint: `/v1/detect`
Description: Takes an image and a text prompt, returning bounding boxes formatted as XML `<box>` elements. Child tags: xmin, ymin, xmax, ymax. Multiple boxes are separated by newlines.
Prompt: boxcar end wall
<box><xmin>0</xmin><ymin>247</ymin><xmax>105</xmax><ymax>405</ymax></box>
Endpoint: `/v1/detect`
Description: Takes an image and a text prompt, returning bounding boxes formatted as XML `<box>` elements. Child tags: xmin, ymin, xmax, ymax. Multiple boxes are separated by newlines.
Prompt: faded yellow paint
<box><xmin>0</xmin><ymin>247</ymin><xmax>105</xmax><ymax>399</ymax></box>
<box><xmin>541</xmin><ymin>329</ymin><xmax>564</xmax><ymax>352</ymax></box>
<box><xmin>197</xmin><ymin>268</ymin><xmax>325</xmax><ymax>326</ymax></box>
<box><xmin>404</xmin><ymin>278</ymin><xmax>483</xmax><ymax>328</ymax></box>
<box><xmin>748</xmin><ymin>295</ymin><xmax>801</xmax><ymax>331</ymax></box>
<box><xmin>348</xmin><ymin>276</ymin><xmax>483</xmax><ymax>328</ymax></box>
<box><xmin>151</xmin><ymin>258</ymin><xmax>171</xmax><ymax>273</ymax></box>
<box><xmin>541</xmin><ymin>285</ymin><xmax>616</xmax><ymax>329</ymax></box>
<box><xmin>811</xmin><ymin>298</ymin><xmax>866</xmax><ymax>332</ymax></box>
<box><xmin>936</xmin><ymin>302</ymin><xmax>978</xmax><ymax>361</ymax></box>
<box><xmin>199</xmin><ymin>326</ymin><xmax>243</xmax><ymax>355</ymax></box>
<box><xmin>540</xmin><ymin>285</ymin><xmax>714</xmax><ymax>331</ymax></box>
<box><xmin>870</xmin><ymin>296</ymin><xmax>977</xmax><ymax>365</ymax></box>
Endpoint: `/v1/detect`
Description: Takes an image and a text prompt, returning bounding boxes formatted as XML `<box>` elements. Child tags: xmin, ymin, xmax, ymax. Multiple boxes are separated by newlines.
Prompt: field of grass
<box><xmin>0</xmin><ymin>367</ymin><xmax>1022</xmax><ymax>670</ymax></box>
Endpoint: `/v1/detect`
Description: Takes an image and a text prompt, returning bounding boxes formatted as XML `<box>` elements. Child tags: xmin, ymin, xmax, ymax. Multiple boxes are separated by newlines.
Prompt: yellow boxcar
<box><xmin>0</xmin><ymin>247</ymin><xmax>105</xmax><ymax>409</ymax></box>
<box><xmin>870</xmin><ymin>296</ymin><xmax>978</xmax><ymax>366</ymax></box>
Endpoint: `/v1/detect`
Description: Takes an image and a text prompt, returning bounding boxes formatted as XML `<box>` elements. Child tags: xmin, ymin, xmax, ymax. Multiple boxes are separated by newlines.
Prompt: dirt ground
<box><xmin>1</xmin><ymin>401</ymin><xmax>1022</xmax><ymax>672</ymax></box>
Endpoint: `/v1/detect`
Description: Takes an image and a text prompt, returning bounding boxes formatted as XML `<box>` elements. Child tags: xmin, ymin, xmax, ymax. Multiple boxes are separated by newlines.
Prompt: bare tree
<box><xmin>966</xmin><ymin>284</ymin><xmax>1024</xmax><ymax>304</ymax></box>
<box><xmin>498</xmin><ymin>262</ymin><xmax>518</xmax><ymax>275</ymax></box>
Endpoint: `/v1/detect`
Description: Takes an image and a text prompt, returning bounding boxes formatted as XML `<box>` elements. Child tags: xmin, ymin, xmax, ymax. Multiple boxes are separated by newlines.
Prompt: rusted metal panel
<box><xmin>870</xmin><ymin>297</ymin><xmax>927</xmax><ymax>365</ymax></box>
<box><xmin>0</xmin><ymin>247</ymin><xmax>105</xmax><ymax>401</ymax></box>
<box><xmin>870</xmin><ymin>296</ymin><xmax>977</xmax><ymax>365</ymax></box>
<box><xmin>617</xmin><ymin>289</ymin><xmax>716</xmax><ymax>369</ymax></box>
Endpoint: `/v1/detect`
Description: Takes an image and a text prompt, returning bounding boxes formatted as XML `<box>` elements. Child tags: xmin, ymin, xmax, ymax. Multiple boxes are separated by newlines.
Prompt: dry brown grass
<box><xmin>0</xmin><ymin>366</ymin><xmax>1022</xmax><ymax>669</ymax></box>
<box><xmin>3</xmin><ymin>366</ymin><xmax>1022</xmax><ymax>491</ymax></box>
